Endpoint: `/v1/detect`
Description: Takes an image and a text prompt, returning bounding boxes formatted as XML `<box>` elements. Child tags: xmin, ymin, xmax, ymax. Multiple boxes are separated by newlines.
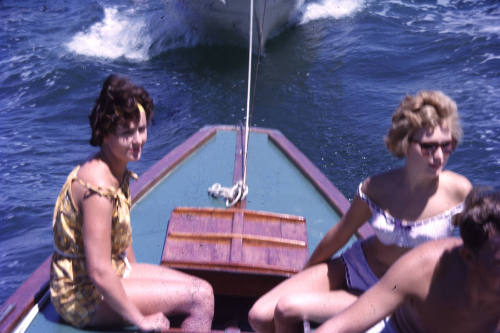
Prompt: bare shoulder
<box><xmin>414</xmin><ymin>237</ymin><xmax>461</xmax><ymax>257</ymax></box>
<box><xmin>403</xmin><ymin>238</ymin><xmax>461</xmax><ymax>270</ymax></box>
<box><xmin>77</xmin><ymin>158</ymin><xmax>116</xmax><ymax>190</ymax></box>
<box><xmin>75</xmin><ymin>159</ymin><xmax>116</xmax><ymax>216</ymax></box>
<box><xmin>440</xmin><ymin>170</ymin><xmax>472</xmax><ymax>201</ymax></box>
<box><xmin>389</xmin><ymin>238</ymin><xmax>462</xmax><ymax>287</ymax></box>
<box><xmin>361</xmin><ymin>169</ymin><xmax>402</xmax><ymax>201</ymax></box>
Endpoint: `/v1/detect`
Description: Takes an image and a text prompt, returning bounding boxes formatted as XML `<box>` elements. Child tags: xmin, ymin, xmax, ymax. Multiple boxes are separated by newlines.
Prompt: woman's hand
<box><xmin>137</xmin><ymin>313</ymin><xmax>170</xmax><ymax>332</ymax></box>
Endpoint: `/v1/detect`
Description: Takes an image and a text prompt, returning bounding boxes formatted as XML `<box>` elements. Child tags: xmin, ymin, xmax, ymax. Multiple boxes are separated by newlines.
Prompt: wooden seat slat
<box><xmin>161</xmin><ymin>207</ymin><xmax>309</xmax><ymax>296</ymax></box>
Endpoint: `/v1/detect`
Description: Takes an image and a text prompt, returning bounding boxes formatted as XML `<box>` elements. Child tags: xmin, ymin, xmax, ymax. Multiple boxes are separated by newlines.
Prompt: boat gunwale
<box><xmin>0</xmin><ymin>125</ymin><xmax>373</xmax><ymax>333</ymax></box>
<box><xmin>0</xmin><ymin>257</ymin><xmax>51</xmax><ymax>333</ymax></box>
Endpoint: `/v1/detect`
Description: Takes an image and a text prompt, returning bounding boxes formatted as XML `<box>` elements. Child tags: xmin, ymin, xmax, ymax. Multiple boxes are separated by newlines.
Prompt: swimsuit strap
<box><xmin>128</xmin><ymin>170</ymin><xmax>138</xmax><ymax>180</ymax></box>
<box><xmin>70</xmin><ymin>166</ymin><xmax>137</xmax><ymax>200</ymax></box>
<box><xmin>357</xmin><ymin>182</ymin><xmax>370</xmax><ymax>202</ymax></box>
<box><xmin>357</xmin><ymin>182</ymin><xmax>379</xmax><ymax>210</ymax></box>
<box><xmin>74</xmin><ymin>177</ymin><xmax>118</xmax><ymax>199</ymax></box>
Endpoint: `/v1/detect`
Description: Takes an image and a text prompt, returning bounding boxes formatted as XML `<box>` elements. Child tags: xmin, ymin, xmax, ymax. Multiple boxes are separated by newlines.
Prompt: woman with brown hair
<box><xmin>50</xmin><ymin>74</ymin><xmax>214</xmax><ymax>332</ymax></box>
<box><xmin>248</xmin><ymin>90</ymin><xmax>472</xmax><ymax>333</ymax></box>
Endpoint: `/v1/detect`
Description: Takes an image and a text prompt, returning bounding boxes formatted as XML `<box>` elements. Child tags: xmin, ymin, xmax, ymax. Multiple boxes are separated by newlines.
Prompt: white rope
<box><xmin>208</xmin><ymin>181</ymin><xmax>248</xmax><ymax>207</ymax></box>
<box><xmin>243</xmin><ymin>0</ymin><xmax>254</xmax><ymax>189</ymax></box>
<box><xmin>208</xmin><ymin>0</ymin><xmax>254</xmax><ymax>207</ymax></box>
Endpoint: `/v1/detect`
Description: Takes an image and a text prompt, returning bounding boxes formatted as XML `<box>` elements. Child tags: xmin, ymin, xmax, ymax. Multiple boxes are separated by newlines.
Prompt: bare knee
<box><xmin>189</xmin><ymin>278</ymin><xmax>214</xmax><ymax>316</ymax></box>
<box><xmin>248</xmin><ymin>300</ymin><xmax>275</xmax><ymax>333</ymax></box>
<box><xmin>274</xmin><ymin>295</ymin><xmax>304</xmax><ymax>323</ymax></box>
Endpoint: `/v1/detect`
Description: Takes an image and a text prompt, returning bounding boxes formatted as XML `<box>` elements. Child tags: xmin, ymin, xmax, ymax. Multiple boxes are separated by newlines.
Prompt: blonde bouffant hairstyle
<box><xmin>385</xmin><ymin>90</ymin><xmax>462</xmax><ymax>158</ymax></box>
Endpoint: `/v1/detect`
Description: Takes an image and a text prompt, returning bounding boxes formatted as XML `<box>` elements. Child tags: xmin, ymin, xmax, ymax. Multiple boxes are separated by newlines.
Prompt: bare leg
<box><xmin>89</xmin><ymin>263</ymin><xmax>214</xmax><ymax>331</ymax></box>
<box><xmin>248</xmin><ymin>257</ymin><xmax>348</xmax><ymax>333</ymax></box>
<box><xmin>274</xmin><ymin>290</ymin><xmax>358</xmax><ymax>333</ymax></box>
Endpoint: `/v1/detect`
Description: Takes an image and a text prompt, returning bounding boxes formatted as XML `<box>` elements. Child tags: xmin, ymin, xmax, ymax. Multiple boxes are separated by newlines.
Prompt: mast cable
<box><xmin>249</xmin><ymin>0</ymin><xmax>267</xmax><ymax>136</ymax></box>
<box><xmin>209</xmin><ymin>0</ymin><xmax>267</xmax><ymax>207</ymax></box>
<box><xmin>242</xmin><ymin>0</ymin><xmax>254</xmax><ymax>189</ymax></box>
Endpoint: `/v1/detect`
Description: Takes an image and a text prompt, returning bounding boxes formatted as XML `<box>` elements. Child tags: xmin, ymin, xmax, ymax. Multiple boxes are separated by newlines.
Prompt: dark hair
<box><xmin>89</xmin><ymin>74</ymin><xmax>154</xmax><ymax>146</ymax></box>
<box><xmin>453</xmin><ymin>189</ymin><xmax>500</xmax><ymax>253</ymax></box>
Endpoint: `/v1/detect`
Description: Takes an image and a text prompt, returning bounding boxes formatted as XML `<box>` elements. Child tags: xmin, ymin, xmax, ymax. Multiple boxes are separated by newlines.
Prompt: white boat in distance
<box><xmin>177</xmin><ymin>0</ymin><xmax>304</xmax><ymax>50</ymax></box>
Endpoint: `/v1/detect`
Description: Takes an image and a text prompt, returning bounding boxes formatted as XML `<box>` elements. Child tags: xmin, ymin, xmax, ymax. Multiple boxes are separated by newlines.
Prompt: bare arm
<box><xmin>304</xmin><ymin>195</ymin><xmax>371</xmax><ymax>268</ymax></box>
<box><xmin>125</xmin><ymin>243</ymin><xmax>136</xmax><ymax>263</ymax></box>
<box><xmin>81</xmin><ymin>192</ymin><xmax>145</xmax><ymax>326</ymax></box>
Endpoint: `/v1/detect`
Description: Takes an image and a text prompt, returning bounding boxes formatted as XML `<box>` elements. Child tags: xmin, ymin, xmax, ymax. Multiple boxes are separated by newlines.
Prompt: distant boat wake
<box><xmin>66</xmin><ymin>0</ymin><xmax>364</xmax><ymax>61</ymax></box>
<box><xmin>66</xmin><ymin>7</ymin><xmax>152</xmax><ymax>61</ymax></box>
<box><xmin>300</xmin><ymin>0</ymin><xmax>364</xmax><ymax>24</ymax></box>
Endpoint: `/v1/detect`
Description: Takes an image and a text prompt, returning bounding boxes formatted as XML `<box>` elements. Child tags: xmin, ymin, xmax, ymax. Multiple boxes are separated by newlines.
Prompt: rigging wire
<box><xmin>209</xmin><ymin>0</ymin><xmax>267</xmax><ymax>207</ymax></box>
<box><xmin>243</xmin><ymin>0</ymin><xmax>266</xmax><ymax>191</ymax></box>
<box><xmin>249</xmin><ymin>0</ymin><xmax>267</xmax><ymax>145</ymax></box>
<box><xmin>242</xmin><ymin>0</ymin><xmax>254</xmax><ymax>189</ymax></box>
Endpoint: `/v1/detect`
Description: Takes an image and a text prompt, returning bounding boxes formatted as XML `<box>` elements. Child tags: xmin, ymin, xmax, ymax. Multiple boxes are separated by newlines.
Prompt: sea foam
<box><xmin>300</xmin><ymin>0</ymin><xmax>364</xmax><ymax>24</ymax></box>
<box><xmin>66</xmin><ymin>7</ymin><xmax>151</xmax><ymax>61</ymax></box>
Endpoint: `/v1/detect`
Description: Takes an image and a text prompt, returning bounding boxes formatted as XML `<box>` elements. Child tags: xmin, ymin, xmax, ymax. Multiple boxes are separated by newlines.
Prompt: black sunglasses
<box><xmin>410</xmin><ymin>139</ymin><xmax>456</xmax><ymax>155</ymax></box>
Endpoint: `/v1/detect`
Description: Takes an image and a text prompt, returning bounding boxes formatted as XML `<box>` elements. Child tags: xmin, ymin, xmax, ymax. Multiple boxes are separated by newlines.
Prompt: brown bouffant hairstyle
<box><xmin>453</xmin><ymin>189</ymin><xmax>500</xmax><ymax>253</ymax></box>
<box><xmin>385</xmin><ymin>90</ymin><xmax>462</xmax><ymax>158</ymax></box>
<box><xmin>89</xmin><ymin>74</ymin><xmax>154</xmax><ymax>146</ymax></box>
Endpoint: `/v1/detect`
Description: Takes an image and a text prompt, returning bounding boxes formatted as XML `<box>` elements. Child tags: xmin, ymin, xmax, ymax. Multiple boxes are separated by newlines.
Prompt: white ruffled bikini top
<box><xmin>357</xmin><ymin>183</ymin><xmax>464</xmax><ymax>248</ymax></box>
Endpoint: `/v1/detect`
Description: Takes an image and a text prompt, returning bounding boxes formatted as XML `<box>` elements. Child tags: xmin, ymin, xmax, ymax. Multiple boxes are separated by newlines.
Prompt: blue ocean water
<box><xmin>0</xmin><ymin>0</ymin><xmax>499</xmax><ymax>305</ymax></box>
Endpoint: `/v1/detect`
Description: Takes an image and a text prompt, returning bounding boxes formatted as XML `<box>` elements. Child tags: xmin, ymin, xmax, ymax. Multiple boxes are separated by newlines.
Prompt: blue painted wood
<box><xmin>130</xmin><ymin>130</ymin><xmax>237</xmax><ymax>264</ymax></box>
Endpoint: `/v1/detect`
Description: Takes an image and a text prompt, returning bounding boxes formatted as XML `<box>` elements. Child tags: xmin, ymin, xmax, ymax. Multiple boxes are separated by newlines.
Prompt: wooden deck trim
<box><xmin>173</xmin><ymin>206</ymin><xmax>306</xmax><ymax>222</ymax></box>
<box><xmin>163</xmin><ymin>206</ymin><xmax>308</xmax><ymax>283</ymax></box>
<box><xmin>168</xmin><ymin>231</ymin><xmax>307</xmax><ymax>248</ymax></box>
<box><xmin>0</xmin><ymin>256</ymin><xmax>51</xmax><ymax>333</ymax></box>
<box><xmin>165</xmin><ymin>260</ymin><xmax>299</xmax><ymax>276</ymax></box>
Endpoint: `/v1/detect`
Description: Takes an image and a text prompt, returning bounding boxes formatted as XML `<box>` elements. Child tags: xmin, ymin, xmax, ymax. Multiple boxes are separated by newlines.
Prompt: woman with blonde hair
<box><xmin>248</xmin><ymin>90</ymin><xmax>471</xmax><ymax>333</ymax></box>
<box><xmin>50</xmin><ymin>74</ymin><xmax>214</xmax><ymax>332</ymax></box>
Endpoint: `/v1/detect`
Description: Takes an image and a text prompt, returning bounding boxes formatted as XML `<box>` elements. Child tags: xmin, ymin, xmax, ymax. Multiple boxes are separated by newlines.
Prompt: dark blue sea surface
<box><xmin>1</xmin><ymin>0</ymin><xmax>499</xmax><ymax>304</ymax></box>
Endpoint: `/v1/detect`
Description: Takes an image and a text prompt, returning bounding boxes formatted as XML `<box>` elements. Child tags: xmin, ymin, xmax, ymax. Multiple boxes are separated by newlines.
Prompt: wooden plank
<box><xmin>230</xmin><ymin>211</ymin><xmax>244</xmax><ymax>263</ymax></box>
<box><xmin>168</xmin><ymin>232</ymin><xmax>306</xmax><ymax>247</ymax></box>
<box><xmin>164</xmin><ymin>260</ymin><xmax>300</xmax><ymax>276</ymax></box>
<box><xmin>162</xmin><ymin>207</ymin><xmax>309</xmax><ymax>296</ymax></box>
<box><xmin>172</xmin><ymin>206</ymin><xmax>306</xmax><ymax>222</ymax></box>
<box><xmin>0</xmin><ymin>256</ymin><xmax>51</xmax><ymax>333</ymax></box>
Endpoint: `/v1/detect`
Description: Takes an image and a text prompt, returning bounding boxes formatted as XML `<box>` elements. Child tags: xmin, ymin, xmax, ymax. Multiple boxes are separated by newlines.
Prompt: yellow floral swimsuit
<box><xmin>50</xmin><ymin>165</ymin><xmax>136</xmax><ymax>328</ymax></box>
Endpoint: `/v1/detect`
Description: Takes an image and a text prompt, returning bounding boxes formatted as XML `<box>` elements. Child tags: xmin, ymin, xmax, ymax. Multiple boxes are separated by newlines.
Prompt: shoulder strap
<box><xmin>72</xmin><ymin>168</ymin><xmax>137</xmax><ymax>199</ymax></box>
<box><xmin>356</xmin><ymin>182</ymin><xmax>383</xmax><ymax>214</ymax></box>
<box><xmin>74</xmin><ymin>177</ymin><xmax>118</xmax><ymax>199</ymax></box>
<box><xmin>128</xmin><ymin>170</ymin><xmax>138</xmax><ymax>180</ymax></box>
<box><xmin>356</xmin><ymin>182</ymin><xmax>370</xmax><ymax>203</ymax></box>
